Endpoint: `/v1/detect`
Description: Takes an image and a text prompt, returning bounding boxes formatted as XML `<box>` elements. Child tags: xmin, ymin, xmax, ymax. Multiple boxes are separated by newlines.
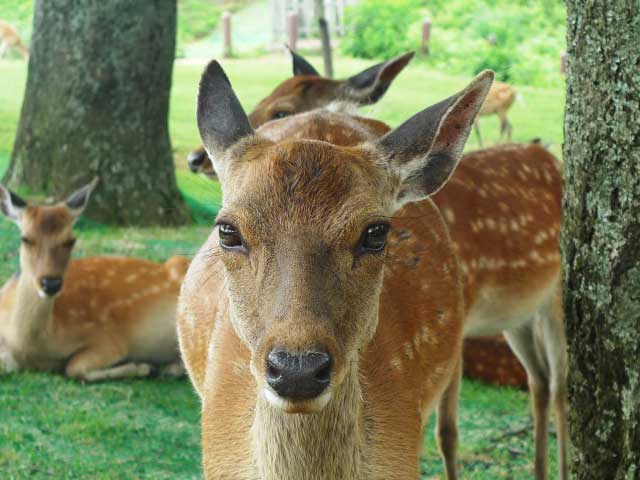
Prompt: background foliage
<box><xmin>342</xmin><ymin>0</ymin><xmax>567</xmax><ymax>87</ymax></box>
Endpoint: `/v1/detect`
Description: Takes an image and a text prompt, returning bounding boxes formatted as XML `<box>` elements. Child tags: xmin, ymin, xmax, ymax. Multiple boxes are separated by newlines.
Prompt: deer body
<box><xmin>0</xmin><ymin>20</ymin><xmax>28</xmax><ymax>59</ymax></box>
<box><xmin>178</xmin><ymin>62</ymin><xmax>493</xmax><ymax>479</ymax></box>
<box><xmin>474</xmin><ymin>80</ymin><xmax>516</xmax><ymax>146</ymax></box>
<box><xmin>0</xmin><ymin>183</ymin><xmax>188</xmax><ymax>380</ymax></box>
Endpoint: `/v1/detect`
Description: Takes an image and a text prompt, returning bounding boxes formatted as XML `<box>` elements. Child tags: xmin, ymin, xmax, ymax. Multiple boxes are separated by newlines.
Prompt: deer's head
<box><xmin>187</xmin><ymin>49</ymin><xmax>415</xmax><ymax>178</ymax></box>
<box><xmin>197</xmin><ymin>62</ymin><xmax>493</xmax><ymax>413</ymax></box>
<box><xmin>0</xmin><ymin>179</ymin><xmax>98</xmax><ymax>298</ymax></box>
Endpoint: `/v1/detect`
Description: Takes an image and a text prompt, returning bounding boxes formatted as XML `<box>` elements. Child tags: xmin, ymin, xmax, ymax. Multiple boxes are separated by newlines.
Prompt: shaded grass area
<box><xmin>0</xmin><ymin>55</ymin><xmax>564</xmax><ymax>478</ymax></box>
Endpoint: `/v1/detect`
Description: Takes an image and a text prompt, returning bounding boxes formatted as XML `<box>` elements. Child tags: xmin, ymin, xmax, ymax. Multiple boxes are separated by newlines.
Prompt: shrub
<box><xmin>341</xmin><ymin>0</ymin><xmax>419</xmax><ymax>59</ymax></box>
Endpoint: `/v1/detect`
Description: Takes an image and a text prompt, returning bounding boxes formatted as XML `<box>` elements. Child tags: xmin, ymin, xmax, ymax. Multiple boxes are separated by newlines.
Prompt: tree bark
<box><xmin>314</xmin><ymin>0</ymin><xmax>333</xmax><ymax>78</ymax></box>
<box><xmin>4</xmin><ymin>0</ymin><xmax>188</xmax><ymax>225</ymax></box>
<box><xmin>562</xmin><ymin>2</ymin><xmax>640</xmax><ymax>478</ymax></box>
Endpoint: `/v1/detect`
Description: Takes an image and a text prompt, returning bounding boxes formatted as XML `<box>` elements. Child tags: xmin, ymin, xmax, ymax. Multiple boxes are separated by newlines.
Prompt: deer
<box><xmin>0</xmin><ymin>20</ymin><xmax>29</xmax><ymax>59</ymax></box>
<box><xmin>473</xmin><ymin>80</ymin><xmax>516</xmax><ymax>146</ymax></box>
<box><xmin>177</xmin><ymin>60</ymin><xmax>494</xmax><ymax>479</ymax></box>
<box><xmin>186</xmin><ymin>59</ymin><xmax>566</xmax><ymax>476</ymax></box>
<box><xmin>187</xmin><ymin>49</ymin><xmax>415</xmax><ymax>179</ymax></box>
<box><xmin>0</xmin><ymin>179</ymin><xmax>189</xmax><ymax>381</ymax></box>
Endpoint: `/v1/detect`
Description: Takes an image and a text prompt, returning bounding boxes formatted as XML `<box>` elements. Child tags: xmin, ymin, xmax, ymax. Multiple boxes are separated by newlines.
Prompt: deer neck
<box><xmin>251</xmin><ymin>363</ymin><xmax>367</xmax><ymax>480</ymax></box>
<box><xmin>10</xmin><ymin>273</ymin><xmax>55</xmax><ymax>348</ymax></box>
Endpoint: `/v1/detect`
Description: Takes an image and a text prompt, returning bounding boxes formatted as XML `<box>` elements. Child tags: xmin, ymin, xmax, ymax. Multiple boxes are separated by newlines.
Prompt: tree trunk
<box><xmin>314</xmin><ymin>0</ymin><xmax>333</xmax><ymax>78</ymax></box>
<box><xmin>562</xmin><ymin>2</ymin><xmax>640</xmax><ymax>478</ymax></box>
<box><xmin>4</xmin><ymin>0</ymin><xmax>188</xmax><ymax>225</ymax></box>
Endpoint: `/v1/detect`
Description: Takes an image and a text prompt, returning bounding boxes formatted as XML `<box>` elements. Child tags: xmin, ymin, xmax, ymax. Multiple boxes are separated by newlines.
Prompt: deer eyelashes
<box><xmin>218</xmin><ymin>222</ymin><xmax>245</xmax><ymax>251</ymax></box>
<box><xmin>357</xmin><ymin>222</ymin><xmax>390</xmax><ymax>255</ymax></box>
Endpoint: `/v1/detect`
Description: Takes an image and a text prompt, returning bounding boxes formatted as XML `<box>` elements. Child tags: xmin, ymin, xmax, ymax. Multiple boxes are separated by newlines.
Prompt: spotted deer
<box><xmin>473</xmin><ymin>80</ymin><xmax>516</xmax><ymax>146</ymax></box>
<box><xmin>0</xmin><ymin>179</ymin><xmax>188</xmax><ymax>381</ymax></box>
<box><xmin>187</xmin><ymin>49</ymin><xmax>414</xmax><ymax>178</ymax></box>
<box><xmin>433</xmin><ymin>141</ymin><xmax>566</xmax><ymax>480</ymax></box>
<box><xmin>0</xmin><ymin>20</ymin><xmax>28</xmax><ymax>59</ymax></box>
<box><xmin>177</xmin><ymin>61</ymin><xmax>493</xmax><ymax>479</ymax></box>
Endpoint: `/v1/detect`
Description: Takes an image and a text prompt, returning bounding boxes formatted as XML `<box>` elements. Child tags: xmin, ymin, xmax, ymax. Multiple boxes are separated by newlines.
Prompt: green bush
<box><xmin>343</xmin><ymin>0</ymin><xmax>567</xmax><ymax>87</ymax></box>
<box><xmin>341</xmin><ymin>0</ymin><xmax>419</xmax><ymax>59</ymax></box>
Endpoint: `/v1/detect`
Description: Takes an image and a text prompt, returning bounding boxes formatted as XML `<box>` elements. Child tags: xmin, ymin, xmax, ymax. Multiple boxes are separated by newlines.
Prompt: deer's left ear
<box><xmin>66</xmin><ymin>177</ymin><xmax>99</xmax><ymax>219</ymax></box>
<box><xmin>288</xmin><ymin>47</ymin><xmax>320</xmax><ymax>76</ymax></box>
<box><xmin>378</xmin><ymin>70</ymin><xmax>494</xmax><ymax>210</ymax></box>
<box><xmin>0</xmin><ymin>184</ymin><xmax>27</xmax><ymax>225</ymax></box>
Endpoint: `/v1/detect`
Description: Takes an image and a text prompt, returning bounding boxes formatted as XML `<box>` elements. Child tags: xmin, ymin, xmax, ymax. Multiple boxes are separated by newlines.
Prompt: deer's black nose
<box><xmin>187</xmin><ymin>149</ymin><xmax>207</xmax><ymax>172</ymax></box>
<box><xmin>266</xmin><ymin>349</ymin><xmax>332</xmax><ymax>400</ymax></box>
<box><xmin>40</xmin><ymin>276</ymin><xmax>63</xmax><ymax>296</ymax></box>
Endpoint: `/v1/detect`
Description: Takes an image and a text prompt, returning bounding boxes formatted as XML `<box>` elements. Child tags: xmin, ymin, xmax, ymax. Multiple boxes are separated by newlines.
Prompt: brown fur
<box><xmin>179</xmin><ymin>109</ymin><xmax>468</xmax><ymax>479</ymax></box>
<box><xmin>0</xmin><ymin>20</ymin><xmax>29</xmax><ymax>58</ymax></box>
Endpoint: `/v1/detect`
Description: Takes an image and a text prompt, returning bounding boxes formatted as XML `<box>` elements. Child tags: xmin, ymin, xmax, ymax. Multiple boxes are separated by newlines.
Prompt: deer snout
<box><xmin>39</xmin><ymin>276</ymin><xmax>63</xmax><ymax>297</ymax></box>
<box><xmin>187</xmin><ymin>149</ymin><xmax>207</xmax><ymax>173</ymax></box>
<box><xmin>266</xmin><ymin>349</ymin><xmax>332</xmax><ymax>400</ymax></box>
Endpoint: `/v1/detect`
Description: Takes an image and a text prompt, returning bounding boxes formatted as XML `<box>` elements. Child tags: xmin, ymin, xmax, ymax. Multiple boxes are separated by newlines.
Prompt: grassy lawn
<box><xmin>0</xmin><ymin>54</ymin><xmax>564</xmax><ymax>478</ymax></box>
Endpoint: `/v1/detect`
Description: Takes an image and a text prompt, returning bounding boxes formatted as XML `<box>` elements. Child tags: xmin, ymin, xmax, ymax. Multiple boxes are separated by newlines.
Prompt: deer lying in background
<box><xmin>187</xmin><ymin>49</ymin><xmax>415</xmax><ymax>178</ymax></box>
<box><xmin>0</xmin><ymin>179</ymin><xmax>188</xmax><ymax>381</ymax></box>
<box><xmin>474</xmin><ymin>80</ymin><xmax>516</xmax><ymax>146</ymax></box>
<box><xmin>0</xmin><ymin>20</ymin><xmax>29</xmax><ymax>59</ymax></box>
<box><xmin>177</xmin><ymin>61</ymin><xmax>493</xmax><ymax>479</ymax></box>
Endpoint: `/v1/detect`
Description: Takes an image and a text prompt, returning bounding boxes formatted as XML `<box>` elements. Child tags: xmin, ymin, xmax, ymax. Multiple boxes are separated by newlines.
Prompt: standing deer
<box><xmin>177</xmin><ymin>61</ymin><xmax>493</xmax><ymax>479</ymax></box>
<box><xmin>187</xmin><ymin>49</ymin><xmax>415</xmax><ymax>178</ymax></box>
<box><xmin>473</xmin><ymin>80</ymin><xmax>516</xmax><ymax>146</ymax></box>
<box><xmin>0</xmin><ymin>179</ymin><xmax>188</xmax><ymax>380</ymax></box>
<box><xmin>0</xmin><ymin>20</ymin><xmax>29</xmax><ymax>59</ymax></box>
<box><xmin>186</xmin><ymin>62</ymin><xmax>566</xmax><ymax>477</ymax></box>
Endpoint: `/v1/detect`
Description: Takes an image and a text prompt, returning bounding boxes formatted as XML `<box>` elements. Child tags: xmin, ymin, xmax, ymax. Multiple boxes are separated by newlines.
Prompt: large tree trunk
<box><xmin>4</xmin><ymin>0</ymin><xmax>188</xmax><ymax>225</ymax></box>
<box><xmin>562</xmin><ymin>2</ymin><xmax>640</xmax><ymax>478</ymax></box>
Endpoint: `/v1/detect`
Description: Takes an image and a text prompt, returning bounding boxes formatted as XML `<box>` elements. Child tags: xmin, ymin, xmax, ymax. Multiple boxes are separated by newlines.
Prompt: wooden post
<box><xmin>222</xmin><ymin>11</ymin><xmax>232</xmax><ymax>58</ymax></box>
<box><xmin>288</xmin><ymin>12</ymin><xmax>298</xmax><ymax>52</ymax></box>
<box><xmin>560</xmin><ymin>51</ymin><xmax>567</xmax><ymax>75</ymax></box>
<box><xmin>421</xmin><ymin>17</ymin><xmax>432</xmax><ymax>55</ymax></box>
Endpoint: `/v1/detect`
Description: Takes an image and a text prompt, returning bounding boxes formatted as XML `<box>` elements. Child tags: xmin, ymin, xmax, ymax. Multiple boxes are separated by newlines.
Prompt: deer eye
<box><xmin>272</xmin><ymin>111</ymin><xmax>290</xmax><ymax>119</ymax></box>
<box><xmin>359</xmin><ymin>223</ymin><xmax>390</xmax><ymax>254</ymax></box>
<box><xmin>20</xmin><ymin>236</ymin><xmax>35</xmax><ymax>246</ymax></box>
<box><xmin>63</xmin><ymin>238</ymin><xmax>76</xmax><ymax>249</ymax></box>
<box><xmin>218</xmin><ymin>223</ymin><xmax>244</xmax><ymax>250</ymax></box>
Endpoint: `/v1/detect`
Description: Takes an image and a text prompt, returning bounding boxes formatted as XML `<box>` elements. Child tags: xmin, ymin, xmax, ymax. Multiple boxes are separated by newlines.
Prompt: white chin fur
<box><xmin>263</xmin><ymin>387</ymin><xmax>332</xmax><ymax>412</ymax></box>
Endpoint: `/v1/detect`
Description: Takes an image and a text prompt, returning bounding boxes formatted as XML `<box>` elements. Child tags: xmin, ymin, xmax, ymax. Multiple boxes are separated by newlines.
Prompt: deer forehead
<box><xmin>221</xmin><ymin>140</ymin><xmax>389</xmax><ymax>239</ymax></box>
<box><xmin>22</xmin><ymin>205</ymin><xmax>73</xmax><ymax>238</ymax></box>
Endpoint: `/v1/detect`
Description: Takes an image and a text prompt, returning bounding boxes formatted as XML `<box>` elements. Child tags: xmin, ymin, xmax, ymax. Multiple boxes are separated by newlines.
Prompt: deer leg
<box><xmin>0</xmin><ymin>42</ymin><xmax>7</xmax><ymax>59</ymax></box>
<box><xmin>473</xmin><ymin>121</ymin><xmax>483</xmax><ymax>147</ymax></box>
<box><xmin>504</xmin><ymin>323</ymin><xmax>550</xmax><ymax>480</ymax></box>
<box><xmin>498</xmin><ymin>112</ymin><xmax>513</xmax><ymax>142</ymax></box>
<box><xmin>159</xmin><ymin>359</ymin><xmax>186</xmax><ymax>378</ymax></box>
<box><xmin>539</xmin><ymin>285</ymin><xmax>569</xmax><ymax>480</ymax></box>
<box><xmin>65</xmin><ymin>344</ymin><xmax>151</xmax><ymax>382</ymax></box>
<box><xmin>436</xmin><ymin>355</ymin><xmax>462</xmax><ymax>480</ymax></box>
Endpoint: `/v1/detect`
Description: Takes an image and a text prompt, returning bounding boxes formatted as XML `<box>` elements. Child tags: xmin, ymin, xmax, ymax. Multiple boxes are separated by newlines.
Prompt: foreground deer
<box><xmin>0</xmin><ymin>179</ymin><xmax>188</xmax><ymax>380</ymax></box>
<box><xmin>473</xmin><ymin>80</ymin><xmax>516</xmax><ymax>146</ymax></box>
<box><xmin>0</xmin><ymin>20</ymin><xmax>29</xmax><ymax>59</ymax></box>
<box><xmin>177</xmin><ymin>61</ymin><xmax>493</xmax><ymax>479</ymax></box>
<box><xmin>187</xmin><ymin>49</ymin><xmax>414</xmax><ymax>178</ymax></box>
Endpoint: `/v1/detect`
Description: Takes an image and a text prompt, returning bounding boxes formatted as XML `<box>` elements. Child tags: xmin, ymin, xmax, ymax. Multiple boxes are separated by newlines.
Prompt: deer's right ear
<box><xmin>197</xmin><ymin>61</ymin><xmax>255</xmax><ymax>175</ymax></box>
<box><xmin>0</xmin><ymin>184</ymin><xmax>27</xmax><ymax>225</ymax></box>
<box><xmin>378</xmin><ymin>70</ymin><xmax>494</xmax><ymax>210</ymax></box>
<box><xmin>288</xmin><ymin>47</ymin><xmax>320</xmax><ymax>76</ymax></box>
<box><xmin>66</xmin><ymin>177</ymin><xmax>99</xmax><ymax>220</ymax></box>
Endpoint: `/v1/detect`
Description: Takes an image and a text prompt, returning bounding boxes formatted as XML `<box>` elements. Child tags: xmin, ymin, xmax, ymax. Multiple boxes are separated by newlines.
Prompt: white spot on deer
<box><xmin>442</xmin><ymin>208</ymin><xmax>455</xmax><ymax>224</ymax></box>
<box><xmin>125</xmin><ymin>274</ymin><xmax>138</xmax><ymax>284</ymax></box>
<box><xmin>510</xmin><ymin>220</ymin><xmax>520</xmax><ymax>232</ymax></box>
<box><xmin>390</xmin><ymin>356</ymin><xmax>402</xmax><ymax>371</ymax></box>
<box><xmin>460</xmin><ymin>261</ymin><xmax>469</xmax><ymax>275</ymax></box>
<box><xmin>403</xmin><ymin>343</ymin><xmax>414</xmax><ymax>360</ymax></box>
<box><xmin>485</xmin><ymin>218</ymin><xmax>496</xmax><ymax>230</ymax></box>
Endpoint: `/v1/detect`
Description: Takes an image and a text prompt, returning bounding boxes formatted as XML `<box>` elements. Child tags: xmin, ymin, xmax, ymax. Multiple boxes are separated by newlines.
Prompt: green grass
<box><xmin>0</xmin><ymin>54</ymin><xmax>565</xmax><ymax>478</ymax></box>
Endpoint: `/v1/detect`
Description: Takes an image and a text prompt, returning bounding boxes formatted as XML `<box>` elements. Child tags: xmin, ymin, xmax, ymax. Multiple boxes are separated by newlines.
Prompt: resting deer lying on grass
<box><xmin>177</xmin><ymin>60</ymin><xmax>493</xmax><ymax>479</ymax></box>
<box><xmin>0</xmin><ymin>20</ymin><xmax>29</xmax><ymax>59</ymax></box>
<box><xmin>187</xmin><ymin>49</ymin><xmax>415</xmax><ymax>178</ymax></box>
<box><xmin>0</xmin><ymin>179</ymin><xmax>188</xmax><ymax>381</ymax></box>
